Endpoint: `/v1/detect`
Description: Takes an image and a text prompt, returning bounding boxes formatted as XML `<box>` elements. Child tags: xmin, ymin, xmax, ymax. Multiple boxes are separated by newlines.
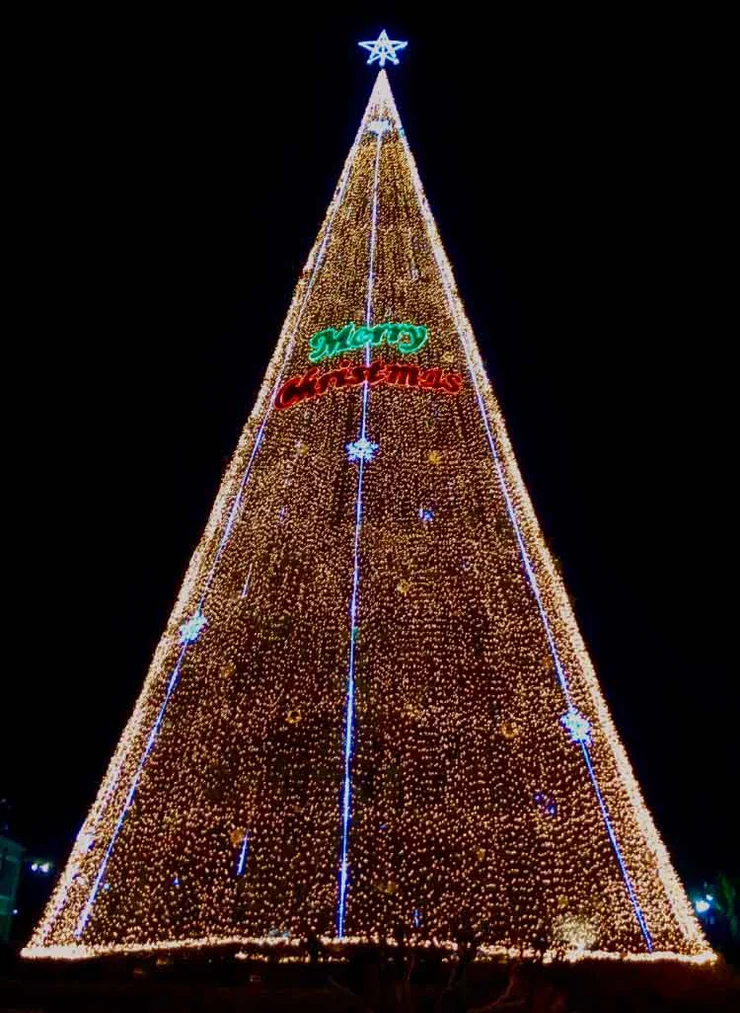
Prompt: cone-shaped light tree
<box><xmin>25</xmin><ymin>36</ymin><xmax>711</xmax><ymax>963</ymax></box>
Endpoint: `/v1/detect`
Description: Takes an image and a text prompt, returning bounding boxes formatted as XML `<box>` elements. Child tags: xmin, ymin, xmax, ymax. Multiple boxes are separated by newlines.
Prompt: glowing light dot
<box><xmin>419</xmin><ymin>507</ymin><xmax>434</xmax><ymax>522</ymax></box>
<box><xmin>500</xmin><ymin>721</ymin><xmax>518</xmax><ymax>740</ymax></box>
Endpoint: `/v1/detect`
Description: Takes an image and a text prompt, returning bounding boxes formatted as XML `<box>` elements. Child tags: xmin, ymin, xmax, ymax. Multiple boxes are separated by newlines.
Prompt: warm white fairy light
<box><xmin>24</xmin><ymin>69</ymin><xmax>712</xmax><ymax>965</ymax></box>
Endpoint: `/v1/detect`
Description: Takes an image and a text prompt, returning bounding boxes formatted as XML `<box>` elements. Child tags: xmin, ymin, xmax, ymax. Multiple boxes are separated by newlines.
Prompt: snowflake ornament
<box><xmin>346</xmin><ymin>436</ymin><xmax>379</xmax><ymax>463</ymax></box>
<box><xmin>179</xmin><ymin>610</ymin><xmax>207</xmax><ymax>645</ymax></box>
<box><xmin>560</xmin><ymin>707</ymin><xmax>592</xmax><ymax>746</ymax></box>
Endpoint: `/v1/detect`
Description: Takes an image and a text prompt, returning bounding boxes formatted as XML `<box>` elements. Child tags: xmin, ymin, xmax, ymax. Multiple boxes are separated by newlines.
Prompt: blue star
<box><xmin>419</xmin><ymin>507</ymin><xmax>434</xmax><ymax>523</ymax></box>
<box><xmin>359</xmin><ymin>30</ymin><xmax>408</xmax><ymax>68</ymax></box>
<box><xmin>346</xmin><ymin>436</ymin><xmax>379</xmax><ymax>463</ymax></box>
<box><xmin>560</xmin><ymin>707</ymin><xmax>592</xmax><ymax>746</ymax></box>
<box><xmin>179</xmin><ymin>610</ymin><xmax>207</xmax><ymax>645</ymax></box>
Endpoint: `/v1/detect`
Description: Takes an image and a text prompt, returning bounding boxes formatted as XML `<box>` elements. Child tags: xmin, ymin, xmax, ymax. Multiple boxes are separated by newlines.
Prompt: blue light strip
<box><xmin>458</xmin><ymin>323</ymin><xmax>652</xmax><ymax>948</ymax></box>
<box><xmin>196</xmin><ymin>150</ymin><xmax>359</xmax><ymax>609</ymax></box>
<box><xmin>337</xmin><ymin>127</ymin><xmax>383</xmax><ymax>938</ymax></box>
<box><xmin>75</xmin><ymin>643</ymin><xmax>188</xmax><ymax>937</ymax></box>
<box><xmin>235</xmin><ymin>831</ymin><xmax>250</xmax><ymax>876</ymax></box>
<box><xmin>580</xmin><ymin>744</ymin><xmax>653</xmax><ymax>950</ymax></box>
<box><xmin>403</xmin><ymin>131</ymin><xmax>653</xmax><ymax>949</ymax></box>
<box><xmin>72</xmin><ymin>128</ymin><xmax>363</xmax><ymax>943</ymax></box>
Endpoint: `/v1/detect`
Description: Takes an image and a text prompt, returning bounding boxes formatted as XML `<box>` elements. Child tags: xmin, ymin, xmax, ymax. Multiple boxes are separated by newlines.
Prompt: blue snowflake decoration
<box><xmin>179</xmin><ymin>610</ymin><xmax>207</xmax><ymax>645</ymax></box>
<box><xmin>359</xmin><ymin>30</ymin><xmax>408</xmax><ymax>68</ymax></box>
<box><xmin>346</xmin><ymin>436</ymin><xmax>379</xmax><ymax>463</ymax></box>
<box><xmin>560</xmin><ymin>707</ymin><xmax>592</xmax><ymax>746</ymax></box>
<box><xmin>419</xmin><ymin>507</ymin><xmax>434</xmax><ymax>523</ymax></box>
<box><xmin>413</xmin><ymin>908</ymin><xmax>422</xmax><ymax>929</ymax></box>
<box><xmin>368</xmin><ymin>118</ymin><xmax>391</xmax><ymax>136</ymax></box>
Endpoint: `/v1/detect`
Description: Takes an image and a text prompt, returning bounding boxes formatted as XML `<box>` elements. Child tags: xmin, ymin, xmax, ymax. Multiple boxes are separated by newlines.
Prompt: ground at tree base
<box><xmin>1</xmin><ymin>952</ymin><xmax>738</xmax><ymax>1012</ymax></box>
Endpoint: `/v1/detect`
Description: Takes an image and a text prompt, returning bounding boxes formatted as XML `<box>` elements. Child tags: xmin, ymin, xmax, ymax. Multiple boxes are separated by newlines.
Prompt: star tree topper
<box><xmin>359</xmin><ymin>29</ymin><xmax>408</xmax><ymax>68</ymax></box>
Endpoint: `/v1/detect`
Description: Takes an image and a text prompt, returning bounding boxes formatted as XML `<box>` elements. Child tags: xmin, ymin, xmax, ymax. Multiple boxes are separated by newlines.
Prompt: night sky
<box><xmin>4</xmin><ymin>9</ymin><xmax>735</xmax><ymax>917</ymax></box>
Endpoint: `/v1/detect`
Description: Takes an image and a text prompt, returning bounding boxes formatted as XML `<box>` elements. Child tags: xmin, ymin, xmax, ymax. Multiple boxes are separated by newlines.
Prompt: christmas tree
<box><xmin>25</xmin><ymin>34</ymin><xmax>711</xmax><ymax>963</ymax></box>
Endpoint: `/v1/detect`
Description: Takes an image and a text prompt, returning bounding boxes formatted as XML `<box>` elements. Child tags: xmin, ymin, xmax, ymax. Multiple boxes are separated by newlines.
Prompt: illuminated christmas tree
<box><xmin>25</xmin><ymin>33</ymin><xmax>711</xmax><ymax>963</ymax></box>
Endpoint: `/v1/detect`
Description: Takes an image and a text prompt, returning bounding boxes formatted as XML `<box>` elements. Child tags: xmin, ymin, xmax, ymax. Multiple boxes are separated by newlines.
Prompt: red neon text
<box><xmin>274</xmin><ymin>360</ymin><xmax>463</xmax><ymax>410</ymax></box>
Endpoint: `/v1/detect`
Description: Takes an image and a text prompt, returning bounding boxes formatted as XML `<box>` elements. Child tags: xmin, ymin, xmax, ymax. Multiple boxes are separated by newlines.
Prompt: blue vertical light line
<box><xmin>75</xmin><ymin>643</ymin><xmax>189</xmax><ymax>937</ymax></box>
<box><xmin>196</xmin><ymin>146</ymin><xmax>359</xmax><ymax>608</ymax></box>
<box><xmin>72</xmin><ymin>128</ymin><xmax>363</xmax><ymax>943</ymax></box>
<box><xmin>397</xmin><ymin>129</ymin><xmax>652</xmax><ymax>948</ymax></box>
<box><xmin>337</xmin><ymin>128</ymin><xmax>383</xmax><ymax>938</ymax></box>
<box><xmin>364</xmin><ymin>131</ymin><xmax>382</xmax><ymax>330</ymax></box>
<box><xmin>236</xmin><ymin>831</ymin><xmax>250</xmax><ymax>876</ymax></box>
<box><xmin>337</xmin><ymin>456</ymin><xmax>364</xmax><ymax>936</ymax></box>
<box><xmin>580</xmin><ymin>743</ymin><xmax>654</xmax><ymax>951</ymax></box>
<box><xmin>456</xmin><ymin>309</ymin><xmax>651</xmax><ymax>945</ymax></box>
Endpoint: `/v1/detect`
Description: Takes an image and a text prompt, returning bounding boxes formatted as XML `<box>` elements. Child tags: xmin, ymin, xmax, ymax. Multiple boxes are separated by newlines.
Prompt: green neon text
<box><xmin>307</xmin><ymin>321</ymin><xmax>428</xmax><ymax>363</ymax></box>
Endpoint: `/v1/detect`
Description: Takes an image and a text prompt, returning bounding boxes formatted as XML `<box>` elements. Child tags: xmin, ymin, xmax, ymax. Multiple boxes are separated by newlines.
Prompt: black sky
<box><xmin>4</xmin><ymin>8</ymin><xmax>736</xmax><ymax>903</ymax></box>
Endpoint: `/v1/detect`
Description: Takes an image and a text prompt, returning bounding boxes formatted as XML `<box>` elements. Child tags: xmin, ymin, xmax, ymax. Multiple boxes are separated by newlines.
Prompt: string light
<box><xmin>23</xmin><ymin>68</ymin><xmax>712</xmax><ymax>965</ymax></box>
